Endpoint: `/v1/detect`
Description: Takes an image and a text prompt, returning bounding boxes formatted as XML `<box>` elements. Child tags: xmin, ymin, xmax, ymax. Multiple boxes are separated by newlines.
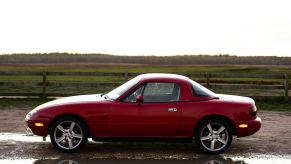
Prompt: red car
<box><xmin>25</xmin><ymin>73</ymin><xmax>261</xmax><ymax>154</ymax></box>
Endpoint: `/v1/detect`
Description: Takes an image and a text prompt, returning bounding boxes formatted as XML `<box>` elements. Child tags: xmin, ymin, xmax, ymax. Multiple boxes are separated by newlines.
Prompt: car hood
<box><xmin>216</xmin><ymin>94</ymin><xmax>255</xmax><ymax>105</ymax></box>
<box><xmin>34</xmin><ymin>94</ymin><xmax>106</xmax><ymax>111</ymax></box>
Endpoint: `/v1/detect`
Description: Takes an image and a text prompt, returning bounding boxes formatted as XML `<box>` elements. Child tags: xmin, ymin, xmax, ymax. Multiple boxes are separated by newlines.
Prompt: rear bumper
<box><xmin>235</xmin><ymin>117</ymin><xmax>261</xmax><ymax>137</ymax></box>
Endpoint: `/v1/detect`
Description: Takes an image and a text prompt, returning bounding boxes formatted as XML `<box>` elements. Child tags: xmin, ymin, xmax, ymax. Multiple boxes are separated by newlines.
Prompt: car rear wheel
<box><xmin>50</xmin><ymin>117</ymin><xmax>88</xmax><ymax>152</ymax></box>
<box><xmin>195</xmin><ymin>119</ymin><xmax>232</xmax><ymax>154</ymax></box>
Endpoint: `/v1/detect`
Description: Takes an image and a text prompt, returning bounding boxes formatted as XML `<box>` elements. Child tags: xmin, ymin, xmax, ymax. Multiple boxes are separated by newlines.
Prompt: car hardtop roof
<box><xmin>138</xmin><ymin>73</ymin><xmax>190</xmax><ymax>82</ymax></box>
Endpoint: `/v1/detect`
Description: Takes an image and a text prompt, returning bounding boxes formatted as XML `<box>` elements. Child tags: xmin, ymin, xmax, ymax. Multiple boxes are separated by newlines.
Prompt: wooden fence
<box><xmin>0</xmin><ymin>71</ymin><xmax>289</xmax><ymax>101</ymax></box>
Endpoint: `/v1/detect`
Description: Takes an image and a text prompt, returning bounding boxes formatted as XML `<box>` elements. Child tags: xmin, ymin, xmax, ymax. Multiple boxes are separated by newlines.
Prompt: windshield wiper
<box><xmin>211</xmin><ymin>96</ymin><xmax>220</xmax><ymax>100</ymax></box>
<box><xmin>100</xmin><ymin>93</ymin><xmax>109</xmax><ymax>99</ymax></box>
<box><xmin>104</xmin><ymin>95</ymin><xmax>109</xmax><ymax>99</ymax></box>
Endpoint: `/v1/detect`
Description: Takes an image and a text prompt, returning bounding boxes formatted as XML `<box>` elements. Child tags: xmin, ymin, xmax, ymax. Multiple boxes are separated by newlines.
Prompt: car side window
<box><xmin>190</xmin><ymin>82</ymin><xmax>213</xmax><ymax>97</ymax></box>
<box><xmin>123</xmin><ymin>85</ymin><xmax>145</xmax><ymax>102</ymax></box>
<box><xmin>143</xmin><ymin>82</ymin><xmax>180</xmax><ymax>103</ymax></box>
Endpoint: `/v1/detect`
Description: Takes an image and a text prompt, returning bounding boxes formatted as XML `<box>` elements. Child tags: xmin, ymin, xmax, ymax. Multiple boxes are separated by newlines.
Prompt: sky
<box><xmin>0</xmin><ymin>0</ymin><xmax>291</xmax><ymax>56</ymax></box>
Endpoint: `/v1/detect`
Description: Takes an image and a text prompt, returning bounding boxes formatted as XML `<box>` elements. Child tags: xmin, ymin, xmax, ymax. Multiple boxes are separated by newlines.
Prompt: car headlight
<box><xmin>26</xmin><ymin>112</ymin><xmax>32</xmax><ymax>120</ymax></box>
<box><xmin>249</xmin><ymin>105</ymin><xmax>257</xmax><ymax>116</ymax></box>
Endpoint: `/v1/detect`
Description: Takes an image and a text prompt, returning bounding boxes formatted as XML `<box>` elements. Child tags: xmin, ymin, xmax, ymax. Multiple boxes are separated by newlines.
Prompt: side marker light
<box><xmin>35</xmin><ymin>123</ymin><xmax>44</xmax><ymax>127</ymax></box>
<box><xmin>239</xmin><ymin>124</ymin><xmax>248</xmax><ymax>128</ymax></box>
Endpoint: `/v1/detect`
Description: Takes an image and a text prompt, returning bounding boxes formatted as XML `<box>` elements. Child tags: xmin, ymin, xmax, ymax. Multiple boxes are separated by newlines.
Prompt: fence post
<box><xmin>125</xmin><ymin>72</ymin><xmax>128</xmax><ymax>81</ymax></box>
<box><xmin>214</xmin><ymin>79</ymin><xmax>217</xmax><ymax>91</ymax></box>
<box><xmin>205</xmin><ymin>73</ymin><xmax>210</xmax><ymax>87</ymax></box>
<box><xmin>42</xmin><ymin>72</ymin><xmax>47</xmax><ymax>98</ymax></box>
<box><xmin>284</xmin><ymin>74</ymin><xmax>289</xmax><ymax>102</ymax></box>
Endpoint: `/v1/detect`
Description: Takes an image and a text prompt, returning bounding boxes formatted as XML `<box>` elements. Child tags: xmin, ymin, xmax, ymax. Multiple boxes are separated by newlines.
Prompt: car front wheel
<box><xmin>50</xmin><ymin>117</ymin><xmax>88</xmax><ymax>152</ymax></box>
<box><xmin>195</xmin><ymin>119</ymin><xmax>232</xmax><ymax>154</ymax></box>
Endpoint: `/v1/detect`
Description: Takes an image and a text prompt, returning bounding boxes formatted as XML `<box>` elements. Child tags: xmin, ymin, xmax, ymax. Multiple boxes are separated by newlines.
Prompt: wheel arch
<box><xmin>194</xmin><ymin>114</ymin><xmax>237</xmax><ymax>136</ymax></box>
<box><xmin>48</xmin><ymin>113</ymin><xmax>91</xmax><ymax>137</ymax></box>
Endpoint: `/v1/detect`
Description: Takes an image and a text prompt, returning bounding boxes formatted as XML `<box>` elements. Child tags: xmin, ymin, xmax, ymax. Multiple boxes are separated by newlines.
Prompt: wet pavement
<box><xmin>0</xmin><ymin>133</ymin><xmax>291</xmax><ymax>164</ymax></box>
<box><xmin>2</xmin><ymin>158</ymin><xmax>291</xmax><ymax>164</ymax></box>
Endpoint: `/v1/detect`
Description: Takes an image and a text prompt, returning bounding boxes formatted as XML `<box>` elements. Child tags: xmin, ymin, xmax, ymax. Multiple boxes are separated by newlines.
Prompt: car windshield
<box><xmin>106</xmin><ymin>76</ymin><xmax>141</xmax><ymax>100</ymax></box>
<box><xmin>189</xmin><ymin>79</ymin><xmax>216</xmax><ymax>97</ymax></box>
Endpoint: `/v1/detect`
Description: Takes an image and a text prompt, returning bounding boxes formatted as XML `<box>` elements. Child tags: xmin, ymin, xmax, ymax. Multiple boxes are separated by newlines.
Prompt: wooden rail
<box><xmin>0</xmin><ymin>71</ymin><xmax>290</xmax><ymax>101</ymax></box>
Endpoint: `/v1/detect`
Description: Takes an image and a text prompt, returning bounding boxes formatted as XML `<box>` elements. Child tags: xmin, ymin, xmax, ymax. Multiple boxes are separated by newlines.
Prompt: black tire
<box><xmin>195</xmin><ymin>119</ymin><xmax>232</xmax><ymax>154</ymax></box>
<box><xmin>49</xmin><ymin>116</ymin><xmax>88</xmax><ymax>152</ymax></box>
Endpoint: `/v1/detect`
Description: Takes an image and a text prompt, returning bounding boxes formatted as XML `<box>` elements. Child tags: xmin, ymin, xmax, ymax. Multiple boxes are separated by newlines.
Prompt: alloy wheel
<box><xmin>53</xmin><ymin>121</ymin><xmax>83</xmax><ymax>150</ymax></box>
<box><xmin>200</xmin><ymin>122</ymin><xmax>229</xmax><ymax>152</ymax></box>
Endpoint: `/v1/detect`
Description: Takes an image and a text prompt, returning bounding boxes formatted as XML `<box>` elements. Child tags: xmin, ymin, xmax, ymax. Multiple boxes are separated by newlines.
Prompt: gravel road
<box><xmin>0</xmin><ymin>107</ymin><xmax>291</xmax><ymax>163</ymax></box>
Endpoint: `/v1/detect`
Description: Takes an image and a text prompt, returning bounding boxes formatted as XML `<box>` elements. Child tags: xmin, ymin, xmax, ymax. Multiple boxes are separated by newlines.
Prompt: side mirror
<box><xmin>136</xmin><ymin>95</ymin><xmax>144</xmax><ymax>105</ymax></box>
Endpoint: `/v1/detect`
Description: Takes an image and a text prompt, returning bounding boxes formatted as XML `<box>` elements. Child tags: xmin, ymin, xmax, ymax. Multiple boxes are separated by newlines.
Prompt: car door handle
<box><xmin>168</xmin><ymin>108</ymin><xmax>177</xmax><ymax>112</ymax></box>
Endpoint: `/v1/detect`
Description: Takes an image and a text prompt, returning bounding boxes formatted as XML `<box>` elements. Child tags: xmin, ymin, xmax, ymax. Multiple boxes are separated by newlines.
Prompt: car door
<box><xmin>108</xmin><ymin>102</ymin><xmax>140</xmax><ymax>136</ymax></box>
<box><xmin>137</xmin><ymin>82</ymin><xmax>182</xmax><ymax>137</ymax></box>
<box><xmin>108</xmin><ymin>82</ymin><xmax>181</xmax><ymax>137</ymax></box>
<box><xmin>107</xmin><ymin>85</ymin><xmax>144</xmax><ymax>136</ymax></box>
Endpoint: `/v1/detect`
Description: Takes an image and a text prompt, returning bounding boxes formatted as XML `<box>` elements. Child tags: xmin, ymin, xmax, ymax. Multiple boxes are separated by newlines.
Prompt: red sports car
<box><xmin>25</xmin><ymin>73</ymin><xmax>261</xmax><ymax>154</ymax></box>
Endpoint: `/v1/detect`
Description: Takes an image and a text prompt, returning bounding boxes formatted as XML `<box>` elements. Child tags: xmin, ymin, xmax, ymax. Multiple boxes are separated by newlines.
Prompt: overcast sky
<box><xmin>0</xmin><ymin>0</ymin><xmax>291</xmax><ymax>56</ymax></box>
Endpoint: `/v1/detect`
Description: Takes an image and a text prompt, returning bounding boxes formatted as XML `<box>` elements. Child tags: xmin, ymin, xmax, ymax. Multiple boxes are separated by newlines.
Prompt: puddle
<box><xmin>0</xmin><ymin>133</ymin><xmax>291</xmax><ymax>163</ymax></box>
<box><xmin>0</xmin><ymin>133</ymin><xmax>50</xmax><ymax>142</ymax></box>
<box><xmin>0</xmin><ymin>157</ymin><xmax>291</xmax><ymax>164</ymax></box>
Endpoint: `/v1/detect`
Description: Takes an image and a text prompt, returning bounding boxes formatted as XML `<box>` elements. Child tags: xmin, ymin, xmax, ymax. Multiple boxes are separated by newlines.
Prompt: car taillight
<box><xmin>249</xmin><ymin>105</ymin><xmax>257</xmax><ymax>116</ymax></box>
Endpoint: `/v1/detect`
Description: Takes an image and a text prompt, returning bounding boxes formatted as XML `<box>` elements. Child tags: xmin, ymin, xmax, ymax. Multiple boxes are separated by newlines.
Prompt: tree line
<box><xmin>0</xmin><ymin>53</ymin><xmax>291</xmax><ymax>65</ymax></box>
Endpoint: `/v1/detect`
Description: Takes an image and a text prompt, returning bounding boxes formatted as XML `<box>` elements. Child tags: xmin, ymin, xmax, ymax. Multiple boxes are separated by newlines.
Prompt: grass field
<box><xmin>0</xmin><ymin>64</ymin><xmax>290</xmax><ymax>97</ymax></box>
<box><xmin>1</xmin><ymin>64</ymin><xmax>291</xmax><ymax>74</ymax></box>
<box><xmin>0</xmin><ymin>98</ymin><xmax>290</xmax><ymax>111</ymax></box>
<box><xmin>0</xmin><ymin>63</ymin><xmax>290</xmax><ymax>111</ymax></box>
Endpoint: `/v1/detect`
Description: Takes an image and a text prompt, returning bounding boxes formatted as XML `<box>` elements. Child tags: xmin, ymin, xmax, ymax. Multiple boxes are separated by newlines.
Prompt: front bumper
<box><xmin>235</xmin><ymin>117</ymin><xmax>261</xmax><ymax>137</ymax></box>
<box><xmin>25</xmin><ymin>119</ymin><xmax>50</xmax><ymax>137</ymax></box>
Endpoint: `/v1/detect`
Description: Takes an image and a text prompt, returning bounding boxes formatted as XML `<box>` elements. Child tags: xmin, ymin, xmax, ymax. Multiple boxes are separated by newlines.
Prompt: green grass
<box><xmin>0</xmin><ymin>64</ymin><xmax>290</xmax><ymax>97</ymax></box>
<box><xmin>0</xmin><ymin>61</ymin><xmax>290</xmax><ymax>111</ymax></box>
<box><xmin>0</xmin><ymin>65</ymin><xmax>291</xmax><ymax>74</ymax></box>
<box><xmin>0</xmin><ymin>98</ymin><xmax>54</xmax><ymax>109</ymax></box>
<box><xmin>213</xmin><ymin>88</ymin><xmax>286</xmax><ymax>97</ymax></box>
<box><xmin>0</xmin><ymin>98</ymin><xmax>290</xmax><ymax>111</ymax></box>
<box><xmin>256</xmin><ymin>100</ymin><xmax>291</xmax><ymax>111</ymax></box>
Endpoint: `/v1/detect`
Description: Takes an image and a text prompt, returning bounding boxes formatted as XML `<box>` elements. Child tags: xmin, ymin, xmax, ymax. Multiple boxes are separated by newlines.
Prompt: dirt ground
<box><xmin>0</xmin><ymin>107</ymin><xmax>30</xmax><ymax>133</ymax></box>
<box><xmin>0</xmin><ymin>107</ymin><xmax>291</xmax><ymax>161</ymax></box>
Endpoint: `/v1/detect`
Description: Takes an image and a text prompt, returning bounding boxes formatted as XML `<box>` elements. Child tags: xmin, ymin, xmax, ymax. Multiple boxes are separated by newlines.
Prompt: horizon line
<box><xmin>1</xmin><ymin>52</ymin><xmax>291</xmax><ymax>57</ymax></box>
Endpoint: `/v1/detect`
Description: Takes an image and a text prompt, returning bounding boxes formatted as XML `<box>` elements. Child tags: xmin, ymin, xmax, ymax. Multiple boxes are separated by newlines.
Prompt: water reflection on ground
<box><xmin>1</xmin><ymin>157</ymin><xmax>245</xmax><ymax>164</ymax></box>
<box><xmin>1</xmin><ymin>157</ymin><xmax>291</xmax><ymax>164</ymax></box>
<box><xmin>1</xmin><ymin>133</ymin><xmax>291</xmax><ymax>164</ymax></box>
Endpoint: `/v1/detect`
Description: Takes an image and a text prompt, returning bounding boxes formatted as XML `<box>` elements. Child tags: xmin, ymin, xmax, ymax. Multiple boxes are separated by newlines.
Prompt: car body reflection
<box><xmin>33</xmin><ymin>157</ymin><xmax>245</xmax><ymax>164</ymax></box>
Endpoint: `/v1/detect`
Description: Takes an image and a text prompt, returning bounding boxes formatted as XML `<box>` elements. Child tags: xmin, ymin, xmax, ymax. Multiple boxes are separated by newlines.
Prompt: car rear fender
<box><xmin>194</xmin><ymin>114</ymin><xmax>237</xmax><ymax>136</ymax></box>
